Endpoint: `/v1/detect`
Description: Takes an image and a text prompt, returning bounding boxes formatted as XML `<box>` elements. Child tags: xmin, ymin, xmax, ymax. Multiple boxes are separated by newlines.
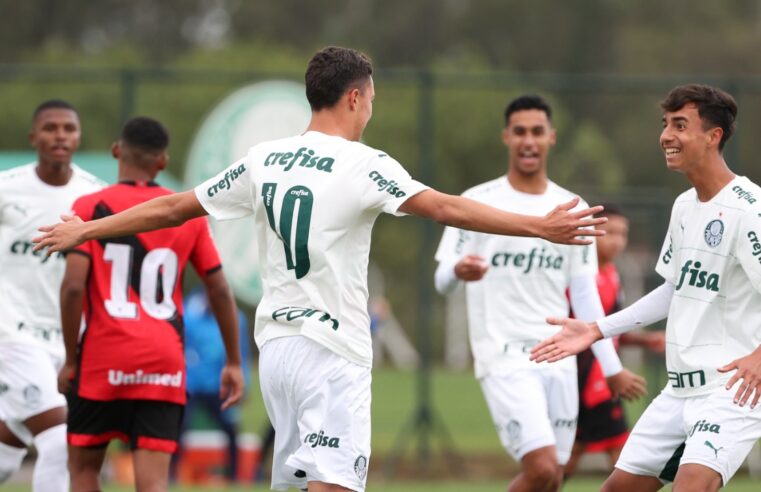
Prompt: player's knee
<box><xmin>523</xmin><ymin>460</ymin><xmax>561</xmax><ymax>489</ymax></box>
<box><xmin>0</xmin><ymin>442</ymin><xmax>27</xmax><ymax>483</ymax></box>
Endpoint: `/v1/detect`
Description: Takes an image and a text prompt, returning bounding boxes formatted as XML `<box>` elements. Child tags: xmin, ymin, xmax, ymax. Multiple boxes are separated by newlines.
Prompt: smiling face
<box><xmin>30</xmin><ymin>108</ymin><xmax>81</xmax><ymax>167</ymax></box>
<box><xmin>660</xmin><ymin>103</ymin><xmax>722</xmax><ymax>174</ymax></box>
<box><xmin>502</xmin><ymin>109</ymin><xmax>556</xmax><ymax>177</ymax></box>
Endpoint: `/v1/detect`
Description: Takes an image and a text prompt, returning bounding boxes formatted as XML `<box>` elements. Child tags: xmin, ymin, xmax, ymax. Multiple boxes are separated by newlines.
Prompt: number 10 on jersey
<box><xmin>262</xmin><ymin>183</ymin><xmax>313</xmax><ymax>279</ymax></box>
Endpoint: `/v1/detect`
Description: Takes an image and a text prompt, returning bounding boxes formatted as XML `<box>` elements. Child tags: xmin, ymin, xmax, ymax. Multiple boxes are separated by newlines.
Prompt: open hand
<box><xmin>529</xmin><ymin>317</ymin><xmax>603</xmax><ymax>363</ymax></box>
<box><xmin>718</xmin><ymin>346</ymin><xmax>761</xmax><ymax>408</ymax></box>
<box><xmin>32</xmin><ymin>214</ymin><xmax>86</xmax><ymax>254</ymax></box>
<box><xmin>541</xmin><ymin>197</ymin><xmax>607</xmax><ymax>245</ymax></box>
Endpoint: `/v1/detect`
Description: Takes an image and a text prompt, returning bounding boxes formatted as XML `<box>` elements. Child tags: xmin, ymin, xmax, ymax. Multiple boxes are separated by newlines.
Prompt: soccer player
<box><xmin>57</xmin><ymin>117</ymin><xmax>244</xmax><ymax>492</ymax></box>
<box><xmin>434</xmin><ymin>95</ymin><xmax>646</xmax><ymax>492</ymax></box>
<box><xmin>0</xmin><ymin>100</ymin><xmax>104</xmax><ymax>491</ymax></box>
<box><xmin>531</xmin><ymin>84</ymin><xmax>761</xmax><ymax>492</ymax></box>
<box><xmin>33</xmin><ymin>47</ymin><xmax>608</xmax><ymax>492</ymax></box>
<box><xmin>564</xmin><ymin>205</ymin><xmax>665</xmax><ymax>478</ymax></box>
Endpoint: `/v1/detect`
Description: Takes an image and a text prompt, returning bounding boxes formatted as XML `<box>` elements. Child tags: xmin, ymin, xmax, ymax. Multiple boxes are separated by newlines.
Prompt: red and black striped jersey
<box><xmin>71</xmin><ymin>181</ymin><xmax>221</xmax><ymax>404</ymax></box>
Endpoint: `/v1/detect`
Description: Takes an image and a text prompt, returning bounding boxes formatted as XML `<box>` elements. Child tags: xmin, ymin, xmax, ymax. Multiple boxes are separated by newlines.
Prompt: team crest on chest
<box><xmin>704</xmin><ymin>219</ymin><xmax>724</xmax><ymax>248</ymax></box>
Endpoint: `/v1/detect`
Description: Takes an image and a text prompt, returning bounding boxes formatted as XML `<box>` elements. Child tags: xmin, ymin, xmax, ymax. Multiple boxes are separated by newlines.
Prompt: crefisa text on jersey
<box><xmin>207</xmin><ymin>163</ymin><xmax>247</xmax><ymax>197</ymax></box>
<box><xmin>263</xmin><ymin>147</ymin><xmax>335</xmax><ymax>173</ymax></box>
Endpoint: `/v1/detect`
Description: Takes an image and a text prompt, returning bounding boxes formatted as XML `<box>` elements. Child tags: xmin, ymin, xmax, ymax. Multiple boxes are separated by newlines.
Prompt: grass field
<box><xmin>6</xmin><ymin>367</ymin><xmax>761</xmax><ymax>490</ymax></box>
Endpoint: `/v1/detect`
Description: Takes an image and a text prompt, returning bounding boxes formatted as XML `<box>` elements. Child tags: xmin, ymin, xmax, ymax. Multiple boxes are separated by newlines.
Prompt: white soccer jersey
<box><xmin>435</xmin><ymin>177</ymin><xmax>597</xmax><ymax>378</ymax></box>
<box><xmin>655</xmin><ymin>175</ymin><xmax>761</xmax><ymax>397</ymax></box>
<box><xmin>195</xmin><ymin>131</ymin><xmax>428</xmax><ymax>367</ymax></box>
<box><xmin>0</xmin><ymin>163</ymin><xmax>104</xmax><ymax>357</ymax></box>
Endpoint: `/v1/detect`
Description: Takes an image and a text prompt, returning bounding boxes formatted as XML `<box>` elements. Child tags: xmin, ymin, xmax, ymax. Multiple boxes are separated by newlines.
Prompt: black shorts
<box><xmin>66</xmin><ymin>392</ymin><xmax>184</xmax><ymax>453</ymax></box>
<box><xmin>576</xmin><ymin>348</ymin><xmax>629</xmax><ymax>450</ymax></box>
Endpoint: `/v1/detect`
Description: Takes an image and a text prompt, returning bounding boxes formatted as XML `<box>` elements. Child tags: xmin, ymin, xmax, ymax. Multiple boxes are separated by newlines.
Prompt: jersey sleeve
<box><xmin>568</xmin><ymin>199</ymin><xmax>598</xmax><ymax>279</ymax></box>
<box><xmin>189</xmin><ymin>217</ymin><xmax>223</xmax><ymax>278</ymax></box>
<box><xmin>194</xmin><ymin>158</ymin><xmax>254</xmax><ymax>221</ymax></box>
<box><xmin>358</xmin><ymin>154</ymin><xmax>429</xmax><ymax>216</ymax></box>
<box><xmin>734</xmin><ymin>208</ymin><xmax>761</xmax><ymax>293</ymax></box>
<box><xmin>655</xmin><ymin>202</ymin><xmax>679</xmax><ymax>283</ymax></box>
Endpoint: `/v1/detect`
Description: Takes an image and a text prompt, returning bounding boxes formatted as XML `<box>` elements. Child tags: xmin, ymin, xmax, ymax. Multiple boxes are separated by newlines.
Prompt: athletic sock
<box><xmin>32</xmin><ymin>424</ymin><xmax>68</xmax><ymax>492</ymax></box>
<box><xmin>0</xmin><ymin>440</ymin><xmax>27</xmax><ymax>483</ymax></box>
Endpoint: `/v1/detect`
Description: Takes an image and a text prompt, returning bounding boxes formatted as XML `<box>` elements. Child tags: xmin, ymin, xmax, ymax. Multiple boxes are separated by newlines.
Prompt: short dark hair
<box><xmin>504</xmin><ymin>95</ymin><xmax>552</xmax><ymax>126</ymax></box>
<box><xmin>660</xmin><ymin>84</ymin><xmax>737</xmax><ymax>151</ymax></box>
<box><xmin>120</xmin><ymin>116</ymin><xmax>169</xmax><ymax>152</ymax></box>
<box><xmin>596</xmin><ymin>203</ymin><xmax>626</xmax><ymax>219</ymax></box>
<box><xmin>33</xmin><ymin>99</ymin><xmax>77</xmax><ymax>121</ymax></box>
<box><xmin>305</xmin><ymin>46</ymin><xmax>373</xmax><ymax>111</ymax></box>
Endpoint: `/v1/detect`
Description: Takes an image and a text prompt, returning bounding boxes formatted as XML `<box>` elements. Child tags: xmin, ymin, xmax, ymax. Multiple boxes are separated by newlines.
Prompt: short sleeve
<box><xmin>189</xmin><ymin>217</ymin><xmax>222</xmax><ymax>277</ymax></box>
<box><xmin>655</xmin><ymin>204</ymin><xmax>679</xmax><ymax>284</ymax></box>
<box><xmin>568</xmin><ymin>199</ymin><xmax>598</xmax><ymax>279</ymax></box>
<box><xmin>358</xmin><ymin>155</ymin><xmax>429</xmax><ymax>216</ymax></box>
<box><xmin>194</xmin><ymin>158</ymin><xmax>254</xmax><ymax>221</ymax></box>
<box><xmin>734</xmin><ymin>209</ymin><xmax>761</xmax><ymax>293</ymax></box>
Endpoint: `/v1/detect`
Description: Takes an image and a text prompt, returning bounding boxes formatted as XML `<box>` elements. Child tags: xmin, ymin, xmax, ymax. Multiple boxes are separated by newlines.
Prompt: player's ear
<box><xmin>347</xmin><ymin>88</ymin><xmax>360</xmax><ymax>111</ymax></box>
<box><xmin>708</xmin><ymin>127</ymin><xmax>723</xmax><ymax>150</ymax></box>
<box><xmin>156</xmin><ymin>151</ymin><xmax>168</xmax><ymax>171</ymax></box>
<box><xmin>111</xmin><ymin>142</ymin><xmax>120</xmax><ymax>159</ymax></box>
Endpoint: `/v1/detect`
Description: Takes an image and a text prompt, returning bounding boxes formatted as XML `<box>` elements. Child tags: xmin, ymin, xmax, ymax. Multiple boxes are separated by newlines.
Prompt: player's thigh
<box><xmin>133</xmin><ymin>448</ymin><xmax>171</xmax><ymax>492</ymax></box>
<box><xmin>260</xmin><ymin>336</ymin><xmax>372</xmax><ymax>492</ymax></box>
<box><xmin>679</xmin><ymin>388</ymin><xmax>761</xmax><ymax>487</ymax></box>
<box><xmin>480</xmin><ymin>370</ymin><xmax>557</xmax><ymax>463</ymax></box>
<box><xmin>616</xmin><ymin>391</ymin><xmax>686</xmax><ymax>483</ymax></box>
<box><xmin>66</xmin><ymin>392</ymin><xmax>129</xmax><ymax>448</ymax></box>
<box><xmin>0</xmin><ymin>343</ymin><xmax>66</xmax><ymax>444</ymax></box>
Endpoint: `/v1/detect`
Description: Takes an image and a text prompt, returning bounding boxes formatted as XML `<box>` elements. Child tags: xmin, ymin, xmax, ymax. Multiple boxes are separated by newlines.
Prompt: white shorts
<box><xmin>480</xmin><ymin>368</ymin><xmax>577</xmax><ymax>465</ymax></box>
<box><xmin>259</xmin><ymin>336</ymin><xmax>372</xmax><ymax>491</ymax></box>
<box><xmin>617</xmin><ymin>387</ymin><xmax>761</xmax><ymax>486</ymax></box>
<box><xmin>0</xmin><ymin>343</ymin><xmax>66</xmax><ymax>445</ymax></box>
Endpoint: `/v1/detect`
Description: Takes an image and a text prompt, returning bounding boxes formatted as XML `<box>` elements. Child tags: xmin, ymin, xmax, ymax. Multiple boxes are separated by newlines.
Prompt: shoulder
<box><xmin>71</xmin><ymin>165</ymin><xmax>107</xmax><ymax>188</ymax></box>
<box><xmin>461</xmin><ymin>177</ymin><xmax>505</xmax><ymax>199</ymax></box>
<box><xmin>726</xmin><ymin>177</ymin><xmax>761</xmax><ymax>211</ymax></box>
<box><xmin>0</xmin><ymin>163</ymin><xmax>34</xmax><ymax>187</ymax></box>
<box><xmin>671</xmin><ymin>188</ymin><xmax>697</xmax><ymax>214</ymax></box>
<box><xmin>546</xmin><ymin>181</ymin><xmax>586</xmax><ymax>206</ymax></box>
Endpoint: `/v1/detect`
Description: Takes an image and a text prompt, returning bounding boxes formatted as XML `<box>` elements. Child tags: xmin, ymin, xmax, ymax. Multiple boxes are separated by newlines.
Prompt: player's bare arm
<box><xmin>33</xmin><ymin>190</ymin><xmax>206</xmax><ymax>253</ymax></box>
<box><xmin>58</xmin><ymin>252</ymin><xmax>91</xmax><ymax>394</ymax></box>
<box><xmin>399</xmin><ymin>189</ymin><xmax>606</xmax><ymax>245</ymax></box>
<box><xmin>529</xmin><ymin>317</ymin><xmax>604</xmax><ymax>363</ymax></box>
<box><xmin>718</xmin><ymin>346</ymin><xmax>761</xmax><ymax>409</ymax></box>
<box><xmin>201</xmin><ymin>269</ymin><xmax>245</xmax><ymax>410</ymax></box>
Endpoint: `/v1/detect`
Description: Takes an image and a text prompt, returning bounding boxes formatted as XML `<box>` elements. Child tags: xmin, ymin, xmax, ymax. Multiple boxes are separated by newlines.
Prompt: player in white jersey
<box><xmin>531</xmin><ymin>84</ymin><xmax>761</xmax><ymax>492</ymax></box>
<box><xmin>0</xmin><ymin>100</ymin><xmax>104</xmax><ymax>491</ymax></box>
<box><xmin>33</xmin><ymin>47</ymin><xmax>609</xmax><ymax>492</ymax></box>
<box><xmin>435</xmin><ymin>95</ymin><xmax>646</xmax><ymax>492</ymax></box>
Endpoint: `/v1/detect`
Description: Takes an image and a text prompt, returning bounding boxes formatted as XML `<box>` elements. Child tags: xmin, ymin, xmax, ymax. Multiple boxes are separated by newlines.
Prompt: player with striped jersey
<box><xmin>33</xmin><ymin>47</ymin><xmax>608</xmax><ymax>492</ymax></box>
<box><xmin>532</xmin><ymin>84</ymin><xmax>761</xmax><ymax>492</ymax></box>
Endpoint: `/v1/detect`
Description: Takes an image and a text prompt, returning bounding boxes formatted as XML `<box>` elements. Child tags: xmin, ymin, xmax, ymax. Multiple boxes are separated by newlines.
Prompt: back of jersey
<box><xmin>72</xmin><ymin>182</ymin><xmax>221</xmax><ymax>404</ymax></box>
<box><xmin>196</xmin><ymin>131</ymin><xmax>427</xmax><ymax>367</ymax></box>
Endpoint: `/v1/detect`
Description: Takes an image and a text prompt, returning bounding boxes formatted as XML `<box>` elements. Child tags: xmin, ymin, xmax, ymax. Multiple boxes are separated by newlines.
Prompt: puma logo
<box><xmin>704</xmin><ymin>440</ymin><xmax>723</xmax><ymax>459</ymax></box>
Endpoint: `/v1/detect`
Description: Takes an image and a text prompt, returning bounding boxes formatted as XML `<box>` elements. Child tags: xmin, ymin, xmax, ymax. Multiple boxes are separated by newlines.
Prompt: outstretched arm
<box><xmin>33</xmin><ymin>190</ymin><xmax>207</xmax><ymax>253</ymax></box>
<box><xmin>201</xmin><ymin>270</ymin><xmax>245</xmax><ymax>410</ymax></box>
<box><xmin>399</xmin><ymin>190</ymin><xmax>606</xmax><ymax>245</ymax></box>
<box><xmin>531</xmin><ymin>281</ymin><xmax>674</xmax><ymax>363</ymax></box>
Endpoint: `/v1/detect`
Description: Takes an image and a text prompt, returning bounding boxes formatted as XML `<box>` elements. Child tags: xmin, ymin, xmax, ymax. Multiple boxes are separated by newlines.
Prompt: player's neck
<box><xmin>35</xmin><ymin>160</ymin><xmax>72</xmax><ymax>186</ymax></box>
<box><xmin>506</xmin><ymin>170</ymin><xmax>548</xmax><ymax>194</ymax></box>
<box><xmin>686</xmin><ymin>156</ymin><xmax>735</xmax><ymax>202</ymax></box>
<box><xmin>306</xmin><ymin>111</ymin><xmax>361</xmax><ymax>141</ymax></box>
<box><xmin>118</xmin><ymin>166</ymin><xmax>156</xmax><ymax>184</ymax></box>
